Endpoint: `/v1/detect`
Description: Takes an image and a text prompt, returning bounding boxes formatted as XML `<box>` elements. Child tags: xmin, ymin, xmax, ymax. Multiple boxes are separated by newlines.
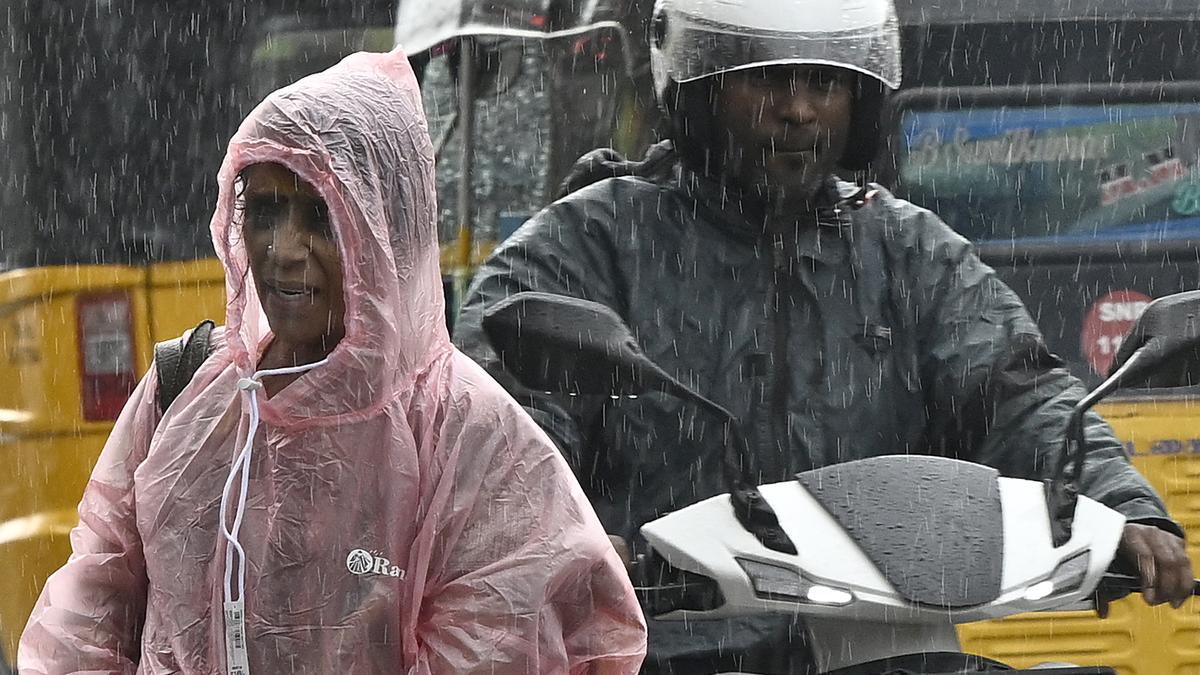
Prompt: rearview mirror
<box><xmin>481</xmin><ymin>291</ymin><xmax>799</xmax><ymax>554</ymax></box>
<box><xmin>1050</xmin><ymin>289</ymin><xmax>1200</xmax><ymax>546</ymax></box>
<box><xmin>1108</xmin><ymin>289</ymin><xmax>1200</xmax><ymax>389</ymax></box>
<box><xmin>481</xmin><ymin>291</ymin><xmax>676</xmax><ymax>396</ymax></box>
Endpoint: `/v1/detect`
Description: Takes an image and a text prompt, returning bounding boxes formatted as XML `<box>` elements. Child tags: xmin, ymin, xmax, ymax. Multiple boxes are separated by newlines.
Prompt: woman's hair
<box><xmin>227</xmin><ymin>169</ymin><xmax>251</xmax><ymax>308</ymax></box>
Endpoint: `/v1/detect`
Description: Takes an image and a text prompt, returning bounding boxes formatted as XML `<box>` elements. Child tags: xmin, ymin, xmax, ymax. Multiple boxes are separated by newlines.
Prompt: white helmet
<box><xmin>649</xmin><ymin>0</ymin><xmax>902</xmax><ymax>101</ymax></box>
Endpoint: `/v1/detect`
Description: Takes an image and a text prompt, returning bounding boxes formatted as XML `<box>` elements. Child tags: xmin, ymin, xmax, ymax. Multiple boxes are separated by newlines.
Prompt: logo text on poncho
<box><xmin>346</xmin><ymin>548</ymin><xmax>405</xmax><ymax>578</ymax></box>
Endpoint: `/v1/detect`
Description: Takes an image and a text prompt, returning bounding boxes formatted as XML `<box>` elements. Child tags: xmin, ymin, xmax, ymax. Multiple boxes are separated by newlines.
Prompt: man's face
<box><xmin>712</xmin><ymin>65</ymin><xmax>854</xmax><ymax>204</ymax></box>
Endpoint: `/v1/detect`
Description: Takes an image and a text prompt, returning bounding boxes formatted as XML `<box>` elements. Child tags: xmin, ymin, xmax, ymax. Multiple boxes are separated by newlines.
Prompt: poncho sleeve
<box><xmin>404</xmin><ymin>364</ymin><xmax>646</xmax><ymax>674</ymax></box>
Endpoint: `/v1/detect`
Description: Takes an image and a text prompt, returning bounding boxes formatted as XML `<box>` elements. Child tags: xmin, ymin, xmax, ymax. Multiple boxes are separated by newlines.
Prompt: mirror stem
<box><xmin>453</xmin><ymin>38</ymin><xmax>477</xmax><ymax>323</ymax></box>
<box><xmin>1047</xmin><ymin>347</ymin><xmax>1152</xmax><ymax>546</ymax></box>
<box><xmin>659</xmin><ymin>380</ymin><xmax>797</xmax><ymax>555</ymax></box>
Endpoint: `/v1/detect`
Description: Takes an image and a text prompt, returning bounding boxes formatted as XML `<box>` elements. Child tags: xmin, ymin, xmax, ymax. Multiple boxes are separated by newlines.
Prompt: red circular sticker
<box><xmin>1080</xmin><ymin>290</ymin><xmax>1153</xmax><ymax>376</ymax></box>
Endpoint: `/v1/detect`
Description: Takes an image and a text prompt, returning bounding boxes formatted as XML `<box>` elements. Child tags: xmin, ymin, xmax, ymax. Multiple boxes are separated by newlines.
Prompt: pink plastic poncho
<box><xmin>19</xmin><ymin>49</ymin><xmax>646</xmax><ymax>674</ymax></box>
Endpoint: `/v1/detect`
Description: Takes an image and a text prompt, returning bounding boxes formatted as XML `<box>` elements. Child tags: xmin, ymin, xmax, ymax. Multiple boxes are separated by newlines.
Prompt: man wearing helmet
<box><xmin>455</xmin><ymin>0</ymin><xmax>1193</xmax><ymax>671</ymax></box>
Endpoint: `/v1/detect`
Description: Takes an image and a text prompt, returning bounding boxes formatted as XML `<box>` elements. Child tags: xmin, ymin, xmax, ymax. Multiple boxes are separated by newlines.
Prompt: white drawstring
<box><xmin>220</xmin><ymin>357</ymin><xmax>329</xmax><ymax>675</ymax></box>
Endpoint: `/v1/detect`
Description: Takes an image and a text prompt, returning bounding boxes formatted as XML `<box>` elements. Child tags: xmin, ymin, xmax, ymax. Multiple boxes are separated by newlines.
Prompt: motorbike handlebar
<box><xmin>1095</xmin><ymin>572</ymin><xmax>1200</xmax><ymax>596</ymax></box>
<box><xmin>1092</xmin><ymin>572</ymin><xmax>1200</xmax><ymax>617</ymax></box>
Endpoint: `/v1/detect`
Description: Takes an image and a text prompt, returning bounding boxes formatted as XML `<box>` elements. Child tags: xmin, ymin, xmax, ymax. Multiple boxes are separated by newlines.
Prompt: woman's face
<box><xmin>240</xmin><ymin>162</ymin><xmax>346</xmax><ymax>358</ymax></box>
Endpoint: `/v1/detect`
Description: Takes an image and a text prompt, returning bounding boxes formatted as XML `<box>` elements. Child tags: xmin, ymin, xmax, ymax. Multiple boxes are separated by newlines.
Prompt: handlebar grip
<box><xmin>1096</xmin><ymin>573</ymin><xmax>1200</xmax><ymax>596</ymax></box>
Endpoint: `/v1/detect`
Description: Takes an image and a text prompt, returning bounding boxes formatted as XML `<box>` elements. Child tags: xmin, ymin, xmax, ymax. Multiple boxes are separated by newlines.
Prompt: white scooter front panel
<box><xmin>640</xmin><ymin>456</ymin><xmax>1125</xmax><ymax>625</ymax></box>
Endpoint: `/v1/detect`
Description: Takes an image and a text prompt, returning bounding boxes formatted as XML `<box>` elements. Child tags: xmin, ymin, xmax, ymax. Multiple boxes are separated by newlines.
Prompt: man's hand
<box><xmin>1117</xmin><ymin>523</ymin><xmax>1194</xmax><ymax>608</ymax></box>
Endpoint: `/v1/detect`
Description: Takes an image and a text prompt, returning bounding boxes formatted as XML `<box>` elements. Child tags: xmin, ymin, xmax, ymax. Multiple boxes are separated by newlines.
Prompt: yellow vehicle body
<box><xmin>959</xmin><ymin>397</ymin><xmax>1200</xmax><ymax>674</ymax></box>
<box><xmin>145</xmin><ymin>259</ymin><xmax>228</xmax><ymax>343</ymax></box>
<box><xmin>0</xmin><ymin>256</ymin><xmax>1197</xmax><ymax>671</ymax></box>
<box><xmin>0</xmin><ymin>260</ymin><xmax>225</xmax><ymax>663</ymax></box>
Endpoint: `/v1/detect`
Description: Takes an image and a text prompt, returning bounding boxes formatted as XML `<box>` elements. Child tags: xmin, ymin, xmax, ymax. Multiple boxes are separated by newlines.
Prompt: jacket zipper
<box><xmin>767</xmin><ymin>236</ymin><xmax>792</xmax><ymax>478</ymax></box>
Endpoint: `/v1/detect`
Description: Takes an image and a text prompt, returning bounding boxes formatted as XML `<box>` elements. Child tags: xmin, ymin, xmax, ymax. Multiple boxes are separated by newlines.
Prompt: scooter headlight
<box><xmin>805</xmin><ymin>584</ymin><xmax>856</xmax><ymax>606</ymax></box>
<box><xmin>1022</xmin><ymin>580</ymin><xmax>1056</xmax><ymax>601</ymax></box>
<box><xmin>736</xmin><ymin>558</ymin><xmax>855</xmax><ymax>606</ymax></box>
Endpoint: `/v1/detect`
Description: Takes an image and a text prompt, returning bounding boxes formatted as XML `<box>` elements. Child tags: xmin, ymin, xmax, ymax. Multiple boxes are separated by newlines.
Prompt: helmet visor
<box><xmin>653</xmin><ymin>8</ymin><xmax>901</xmax><ymax>90</ymax></box>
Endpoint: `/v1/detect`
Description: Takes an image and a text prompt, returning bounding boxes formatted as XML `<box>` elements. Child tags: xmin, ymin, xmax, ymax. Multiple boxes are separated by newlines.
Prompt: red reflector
<box><xmin>77</xmin><ymin>293</ymin><xmax>137</xmax><ymax>421</ymax></box>
<box><xmin>530</xmin><ymin>14</ymin><xmax>546</xmax><ymax>28</ymax></box>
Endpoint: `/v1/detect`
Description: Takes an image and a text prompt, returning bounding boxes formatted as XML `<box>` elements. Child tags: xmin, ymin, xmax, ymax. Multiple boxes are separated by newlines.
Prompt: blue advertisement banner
<box><xmin>897</xmin><ymin>102</ymin><xmax>1200</xmax><ymax>244</ymax></box>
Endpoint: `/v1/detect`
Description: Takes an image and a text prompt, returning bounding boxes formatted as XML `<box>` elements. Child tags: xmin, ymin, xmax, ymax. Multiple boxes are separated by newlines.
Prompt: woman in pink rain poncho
<box><xmin>19</xmin><ymin>48</ymin><xmax>646</xmax><ymax>674</ymax></box>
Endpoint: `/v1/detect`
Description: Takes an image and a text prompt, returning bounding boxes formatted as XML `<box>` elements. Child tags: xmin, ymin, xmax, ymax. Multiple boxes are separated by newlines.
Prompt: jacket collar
<box><xmin>673</xmin><ymin>166</ymin><xmax>867</xmax><ymax>266</ymax></box>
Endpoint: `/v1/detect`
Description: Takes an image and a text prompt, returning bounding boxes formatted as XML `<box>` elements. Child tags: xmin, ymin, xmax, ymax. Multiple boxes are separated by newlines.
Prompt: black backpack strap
<box><xmin>155</xmin><ymin>320</ymin><xmax>217</xmax><ymax>414</ymax></box>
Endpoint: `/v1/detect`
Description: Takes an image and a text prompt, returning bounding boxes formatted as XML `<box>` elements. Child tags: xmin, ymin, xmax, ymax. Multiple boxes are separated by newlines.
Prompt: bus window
<box><xmin>416</xmin><ymin>26</ymin><xmax>656</xmax><ymax>248</ymax></box>
<box><xmin>896</xmin><ymin>99</ymin><xmax>1200</xmax><ymax>245</ymax></box>
<box><xmin>890</xmin><ymin>86</ymin><xmax>1200</xmax><ymax>383</ymax></box>
<box><xmin>413</xmin><ymin>26</ymin><xmax>657</xmax><ymax>321</ymax></box>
